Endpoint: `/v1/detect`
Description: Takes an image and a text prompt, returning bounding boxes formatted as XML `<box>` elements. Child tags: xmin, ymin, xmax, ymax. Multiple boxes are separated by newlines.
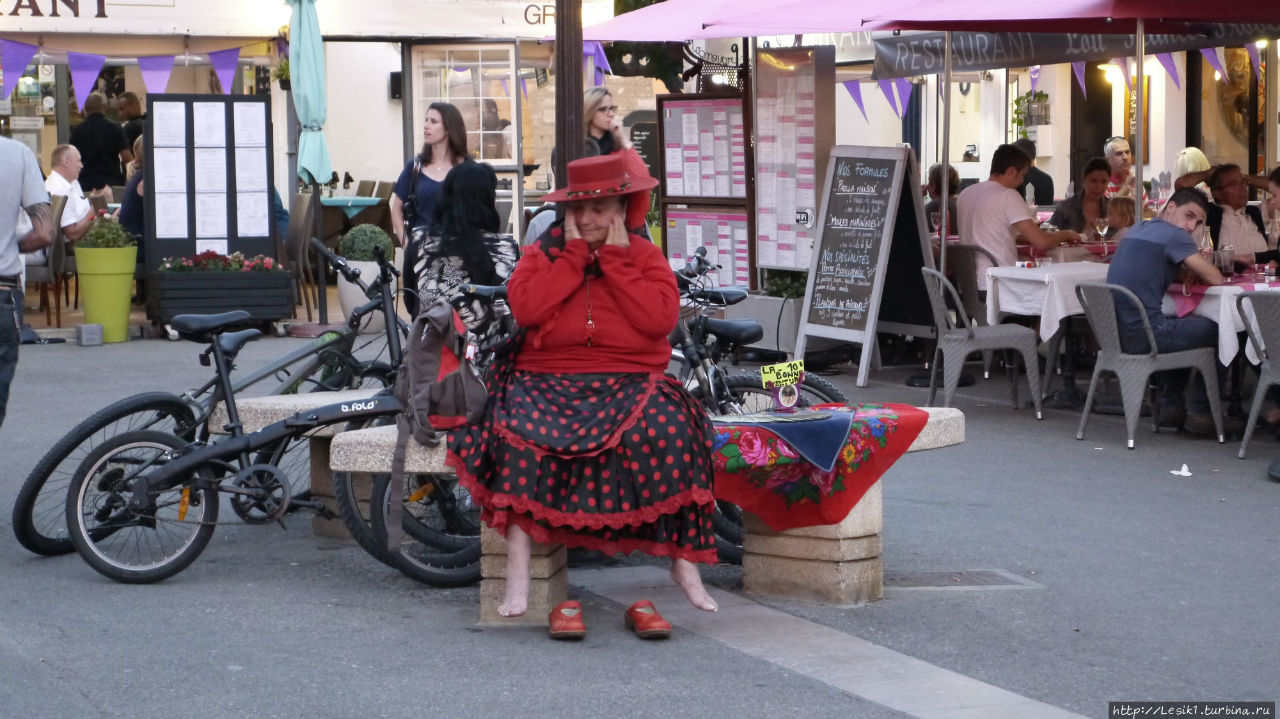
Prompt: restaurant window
<box><xmin>410</xmin><ymin>44</ymin><xmax>518</xmax><ymax>167</ymax></box>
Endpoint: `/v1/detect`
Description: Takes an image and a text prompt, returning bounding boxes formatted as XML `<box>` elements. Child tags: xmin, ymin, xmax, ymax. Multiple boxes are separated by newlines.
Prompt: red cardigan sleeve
<box><xmin>614</xmin><ymin>147</ymin><xmax>652</xmax><ymax>230</ymax></box>
<box><xmin>595</xmin><ymin>236</ymin><xmax>679</xmax><ymax>339</ymax></box>
<box><xmin>507</xmin><ymin>238</ymin><xmax>590</xmax><ymax>328</ymax></box>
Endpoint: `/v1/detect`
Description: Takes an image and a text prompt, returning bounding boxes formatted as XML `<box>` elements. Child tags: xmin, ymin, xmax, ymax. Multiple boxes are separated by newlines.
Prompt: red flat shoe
<box><xmin>624</xmin><ymin>600</ymin><xmax>672</xmax><ymax>640</ymax></box>
<box><xmin>548</xmin><ymin>600</ymin><xmax>586</xmax><ymax>640</ymax></box>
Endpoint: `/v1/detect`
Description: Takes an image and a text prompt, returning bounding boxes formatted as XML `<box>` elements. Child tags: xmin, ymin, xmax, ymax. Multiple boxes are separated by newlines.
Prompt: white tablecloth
<box><xmin>986</xmin><ymin>262</ymin><xmax>1111</xmax><ymax>341</ymax></box>
<box><xmin>1160</xmin><ymin>283</ymin><xmax>1280</xmax><ymax>365</ymax></box>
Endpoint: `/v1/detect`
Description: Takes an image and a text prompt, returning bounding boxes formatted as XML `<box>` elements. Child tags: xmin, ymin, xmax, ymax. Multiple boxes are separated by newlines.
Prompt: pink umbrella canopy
<box><xmin>582</xmin><ymin>0</ymin><xmax>785</xmax><ymax>41</ymax></box>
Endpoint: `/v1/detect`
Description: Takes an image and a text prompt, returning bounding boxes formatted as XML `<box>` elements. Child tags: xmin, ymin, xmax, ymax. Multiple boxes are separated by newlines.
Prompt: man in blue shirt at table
<box><xmin>1106</xmin><ymin>188</ymin><xmax>1228</xmax><ymax>436</ymax></box>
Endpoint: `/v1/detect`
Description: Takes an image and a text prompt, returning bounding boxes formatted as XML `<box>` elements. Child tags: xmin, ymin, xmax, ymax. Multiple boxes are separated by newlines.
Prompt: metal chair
<box><xmin>1074</xmin><ymin>282</ymin><xmax>1224</xmax><ymax>448</ymax></box>
<box><xmin>25</xmin><ymin>195</ymin><xmax>68</xmax><ymax>327</ymax></box>
<box><xmin>921</xmin><ymin>267</ymin><xmax>1043</xmax><ymax>416</ymax></box>
<box><xmin>283</xmin><ymin>193</ymin><xmax>318</xmax><ymax>322</ymax></box>
<box><xmin>945</xmin><ymin>243</ymin><xmax>998</xmax><ymax>378</ymax></box>
<box><xmin>372</xmin><ymin>181</ymin><xmax>395</xmax><ymax>200</ymax></box>
<box><xmin>355</xmin><ymin>180</ymin><xmax>375</xmax><ymax>197</ymax></box>
<box><xmin>1235</xmin><ymin>292</ymin><xmax>1280</xmax><ymax>458</ymax></box>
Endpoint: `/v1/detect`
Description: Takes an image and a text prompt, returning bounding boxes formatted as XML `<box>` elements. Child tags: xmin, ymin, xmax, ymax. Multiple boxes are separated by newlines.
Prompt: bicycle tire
<box><xmin>696</xmin><ymin>372</ymin><xmax>850</xmax><ymax>563</ymax></box>
<box><xmin>369</xmin><ymin>471</ymin><xmax>481</xmax><ymax>588</ymax></box>
<box><xmin>66</xmin><ymin>430</ymin><xmax>218</xmax><ymax>584</ymax></box>
<box><xmin>330</xmin><ymin>415</ymin><xmax>398</xmax><ymax>565</ymax></box>
<box><xmin>12</xmin><ymin>392</ymin><xmax>196</xmax><ymax>556</ymax></box>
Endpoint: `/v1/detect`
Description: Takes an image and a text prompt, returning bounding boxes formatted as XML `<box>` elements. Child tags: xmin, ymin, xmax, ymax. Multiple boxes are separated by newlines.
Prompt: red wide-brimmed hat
<box><xmin>540</xmin><ymin>153</ymin><xmax>658</xmax><ymax>203</ymax></box>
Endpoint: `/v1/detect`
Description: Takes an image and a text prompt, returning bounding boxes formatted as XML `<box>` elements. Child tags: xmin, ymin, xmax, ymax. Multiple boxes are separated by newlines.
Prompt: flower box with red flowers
<box><xmin>146</xmin><ymin>250</ymin><xmax>293</xmax><ymax>324</ymax></box>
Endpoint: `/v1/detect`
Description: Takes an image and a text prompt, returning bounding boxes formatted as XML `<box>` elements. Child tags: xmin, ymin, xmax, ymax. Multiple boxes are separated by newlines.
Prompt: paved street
<box><xmin>2</xmin><ymin>335</ymin><xmax>1278</xmax><ymax>718</ymax></box>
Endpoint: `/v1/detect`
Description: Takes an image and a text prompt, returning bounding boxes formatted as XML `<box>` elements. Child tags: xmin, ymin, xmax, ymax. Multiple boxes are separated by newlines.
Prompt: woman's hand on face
<box><xmin>605</xmin><ymin>214</ymin><xmax>629</xmax><ymax>248</ymax></box>
<box><xmin>563</xmin><ymin>210</ymin><xmax>580</xmax><ymax>241</ymax></box>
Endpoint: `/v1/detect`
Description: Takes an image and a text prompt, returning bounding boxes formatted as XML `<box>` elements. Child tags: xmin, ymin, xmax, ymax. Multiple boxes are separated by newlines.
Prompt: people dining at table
<box><xmin>924</xmin><ymin>162</ymin><xmax>959</xmax><ymax>236</ymax></box>
<box><xmin>1173</xmin><ymin>147</ymin><xmax>1212</xmax><ymax>198</ymax></box>
<box><xmin>1105</xmin><ymin>188</ymin><xmax>1234</xmax><ymax>437</ymax></box>
<box><xmin>1105</xmin><ymin>196</ymin><xmax>1136</xmax><ymax>242</ymax></box>
<box><xmin>957</xmin><ymin>143</ymin><xmax>1081</xmax><ymax>290</ymax></box>
<box><xmin>1048</xmin><ymin>158</ymin><xmax>1110</xmax><ymax>235</ymax></box>
<box><xmin>1013</xmin><ymin>138</ymin><xmax>1054</xmax><ymax>205</ymax></box>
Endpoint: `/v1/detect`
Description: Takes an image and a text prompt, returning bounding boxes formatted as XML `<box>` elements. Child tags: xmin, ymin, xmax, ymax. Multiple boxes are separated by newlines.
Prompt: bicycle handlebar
<box><xmin>309</xmin><ymin>237</ymin><xmax>364</xmax><ymax>286</ymax></box>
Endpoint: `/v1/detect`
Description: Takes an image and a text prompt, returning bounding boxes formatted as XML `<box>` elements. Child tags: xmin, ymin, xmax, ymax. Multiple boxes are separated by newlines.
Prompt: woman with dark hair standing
<box><xmin>403</xmin><ymin>162</ymin><xmax>520</xmax><ymax>323</ymax></box>
<box><xmin>390</xmin><ymin>102</ymin><xmax>469</xmax><ymax>248</ymax></box>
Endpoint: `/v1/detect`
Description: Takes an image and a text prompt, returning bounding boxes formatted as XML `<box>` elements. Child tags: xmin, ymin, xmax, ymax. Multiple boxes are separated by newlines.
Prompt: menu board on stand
<box><xmin>753</xmin><ymin>46</ymin><xmax>835</xmax><ymax>275</ymax></box>
<box><xmin>655</xmin><ymin>93</ymin><xmax>753</xmax><ymax>286</ymax></box>
<box><xmin>794</xmin><ymin>145</ymin><xmax>934</xmax><ymax>387</ymax></box>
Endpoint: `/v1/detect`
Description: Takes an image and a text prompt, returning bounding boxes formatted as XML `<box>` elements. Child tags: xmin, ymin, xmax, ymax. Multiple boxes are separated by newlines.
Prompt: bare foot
<box><xmin>498</xmin><ymin>526</ymin><xmax>532</xmax><ymax>617</ymax></box>
<box><xmin>670</xmin><ymin>558</ymin><xmax>718</xmax><ymax>612</ymax></box>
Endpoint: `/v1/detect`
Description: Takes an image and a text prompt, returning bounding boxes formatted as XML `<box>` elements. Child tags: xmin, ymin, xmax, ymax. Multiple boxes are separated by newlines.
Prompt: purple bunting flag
<box><xmin>1155</xmin><ymin>53</ymin><xmax>1180</xmax><ymax>89</ymax></box>
<box><xmin>878</xmin><ymin>79</ymin><xmax>899</xmax><ymax>117</ymax></box>
<box><xmin>1201</xmin><ymin>47</ymin><xmax>1227</xmax><ymax>79</ymax></box>
<box><xmin>1247</xmin><ymin>43</ymin><xmax>1262</xmax><ymax>79</ymax></box>
<box><xmin>842</xmin><ymin>80</ymin><xmax>867</xmax><ymax>122</ymax></box>
<box><xmin>67</xmin><ymin>52</ymin><xmax>106</xmax><ymax>110</ymax></box>
<box><xmin>208</xmin><ymin>47</ymin><xmax>240</xmax><ymax>95</ymax></box>
<box><xmin>137</xmin><ymin>55</ymin><xmax>175</xmax><ymax>95</ymax></box>
<box><xmin>521</xmin><ymin>77</ymin><xmax>529</xmax><ymax>102</ymax></box>
<box><xmin>1029</xmin><ymin>65</ymin><xmax>1041</xmax><ymax>94</ymax></box>
<box><xmin>0</xmin><ymin>38</ymin><xmax>38</xmax><ymax>101</ymax></box>
<box><xmin>1072</xmin><ymin>61</ymin><xmax>1087</xmax><ymax>99</ymax></box>
<box><xmin>894</xmin><ymin>78</ymin><xmax>913</xmax><ymax>113</ymax></box>
<box><xmin>584</xmin><ymin>41</ymin><xmax>611</xmax><ymax>87</ymax></box>
<box><xmin>1112</xmin><ymin>58</ymin><xmax>1131</xmax><ymax>94</ymax></box>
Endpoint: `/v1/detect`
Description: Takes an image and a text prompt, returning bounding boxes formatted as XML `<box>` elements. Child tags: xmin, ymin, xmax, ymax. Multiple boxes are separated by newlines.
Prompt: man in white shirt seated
<box><xmin>1203</xmin><ymin>164</ymin><xmax>1271</xmax><ymax>261</ymax></box>
<box><xmin>957</xmin><ymin>143</ymin><xmax>1081</xmax><ymax>291</ymax></box>
<box><xmin>25</xmin><ymin>144</ymin><xmax>93</xmax><ymax>266</ymax></box>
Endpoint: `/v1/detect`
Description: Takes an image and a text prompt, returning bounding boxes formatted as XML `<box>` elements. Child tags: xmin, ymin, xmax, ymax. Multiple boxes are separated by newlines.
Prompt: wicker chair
<box><xmin>25</xmin><ymin>195</ymin><xmax>68</xmax><ymax>327</ymax></box>
<box><xmin>1074</xmin><ymin>282</ymin><xmax>1224</xmax><ymax>448</ymax></box>
<box><xmin>921</xmin><ymin>267</ymin><xmax>1043</xmax><ymax>417</ymax></box>
<box><xmin>1235</xmin><ymin>292</ymin><xmax>1280</xmax><ymax>458</ymax></box>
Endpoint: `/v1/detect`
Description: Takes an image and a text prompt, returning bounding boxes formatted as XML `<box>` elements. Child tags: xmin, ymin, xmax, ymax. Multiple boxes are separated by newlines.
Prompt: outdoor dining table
<box><xmin>319</xmin><ymin>195</ymin><xmax>382</xmax><ymax>218</ymax></box>
<box><xmin>1164</xmin><ymin>273</ymin><xmax>1280</xmax><ymax>366</ymax></box>
<box><xmin>1024</xmin><ymin>240</ymin><xmax>1117</xmax><ymax>263</ymax></box>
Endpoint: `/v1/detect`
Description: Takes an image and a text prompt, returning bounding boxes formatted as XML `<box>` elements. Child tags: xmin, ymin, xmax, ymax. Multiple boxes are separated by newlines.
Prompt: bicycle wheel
<box><xmin>66</xmin><ymin>430</ymin><xmax>219</xmax><ymax>584</ymax></box>
<box><xmin>369</xmin><ymin>471</ymin><xmax>481</xmax><ymax>587</ymax></box>
<box><xmin>12</xmin><ymin>392</ymin><xmax>196</xmax><ymax>556</ymax></box>
<box><xmin>696</xmin><ymin>372</ymin><xmax>850</xmax><ymax>563</ymax></box>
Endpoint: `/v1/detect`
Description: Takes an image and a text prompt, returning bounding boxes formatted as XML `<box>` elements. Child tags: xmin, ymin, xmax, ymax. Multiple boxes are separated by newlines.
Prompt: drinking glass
<box><xmin>929</xmin><ymin>211</ymin><xmax>942</xmax><ymax>237</ymax></box>
<box><xmin>1093</xmin><ymin>217</ymin><xmax>1109</xmax><ymax>240</ymax></box>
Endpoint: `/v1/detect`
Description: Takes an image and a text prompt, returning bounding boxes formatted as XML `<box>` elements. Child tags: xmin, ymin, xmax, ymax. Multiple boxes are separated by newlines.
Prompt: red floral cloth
<box><xmin>711</xmin><ymin>403</ymin><xmax>928</xmax><ymax>531</ymax></box>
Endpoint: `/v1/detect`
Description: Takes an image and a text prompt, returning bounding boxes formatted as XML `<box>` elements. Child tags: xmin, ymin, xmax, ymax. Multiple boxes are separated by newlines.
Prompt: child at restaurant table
<box><xmin>1105</xmin><ymin>196</ymin><xmax>1136</xmax><ymax>243</ymax></box>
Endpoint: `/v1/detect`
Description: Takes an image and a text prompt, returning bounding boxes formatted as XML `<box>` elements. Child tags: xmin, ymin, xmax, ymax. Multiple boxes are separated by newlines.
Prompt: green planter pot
<box><xmin>145</xmin><ymin>271</ymin><xmax>293</xmax><ymax>325</ymax></box>
<box><xmin>76</xmin><ymin>245</ymin><xmax>138</xmax><ymax>343</ymax></box>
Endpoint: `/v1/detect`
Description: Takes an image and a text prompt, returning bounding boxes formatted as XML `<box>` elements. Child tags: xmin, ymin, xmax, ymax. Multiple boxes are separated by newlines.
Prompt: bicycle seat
<box><xmin>170</xmin><ymin>311</ymin><xmax>254</xmax><ymax>343</ymax></box>
<box><xmin>458</xmin><ymin>284</ymin><xmax>507</xmax><ymax>300</ymax></box>
<box><xmin>687</xmin><ymin>286</ymin><xmax>749</xmax><ymax>305</ymax></box>
<box><xmin>702</xmin><ymin>317</ymin><xmax>764</xmax><ymax>346</ymax></box>
<box><xmin>217</xmin><ymin>328</ymin><xmax>262</xmax><ymax>356</ymax></box>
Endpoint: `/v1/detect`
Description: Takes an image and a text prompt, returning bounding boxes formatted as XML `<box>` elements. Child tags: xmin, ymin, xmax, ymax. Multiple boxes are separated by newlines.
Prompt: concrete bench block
<box><xmin>743</xmin><ymin>553</ymin><xmax>883</xmax><ymax>605</ymax></box>
<box><xmin>743</xmin><ymin>531</ymin><xmax>881</xmax><ymax>563</ymax></box>
<box><xmin>479</xmin><ymin>568</ymin><xmax>569</xmax><ymax>626</ymax></box>
<box><xmin>330</xmin><ymin>424</ymin><xmax>449</xmax><ymax>474</ymax></box>
<box><xmin>481</xmin><ymin>525</ymin><xmax>564</xmax><ymax>557</ymax></box>
<box><xmin>481</xmin><ymin>545</ymin><xmax>568</xmax><ymax>579</ymax></box>
<box><xmin>742</xmin><ymin>482</ymin><xmax>883</xmax><ymax>540</ymax></box>
<box><xmin>210</xmin><ymin>389</ymin><xmax>379</xmax><ymax>435</ymax></box>
<box><xmin>909</xmin><ymin>407</ymin><xmax>965</xmax><ymax>452</ymax></box>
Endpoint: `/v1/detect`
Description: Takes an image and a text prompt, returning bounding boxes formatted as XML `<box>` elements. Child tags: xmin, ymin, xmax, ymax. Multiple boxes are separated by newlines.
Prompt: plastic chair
<box><xmin>1235</xmin><ymin>292</ymin><xmax>1280</xmax><ymax>458</ymax></box>
<box><xmin>945</xmin><ymin>243</ymin><xmax>999</xmax><ymax>378</ymax></box>
<box><xmin>355</xmin><ymin>180</ymin><xmax>375</xmax><ymax>197</ymax></box>
<box><xmin>1074</xmin><ymin>282</ymin><xmax>1224</xmax><ymax>448</ymax></box>
<box><xmin>921</xmin><ymin>267</ymin><xmax>1043</xmax><ymax>417</ymax></box>
<box><xmin>25</xmin><ymin>195</ymin><xmax>68</xmax><ymax>327</ymax></box>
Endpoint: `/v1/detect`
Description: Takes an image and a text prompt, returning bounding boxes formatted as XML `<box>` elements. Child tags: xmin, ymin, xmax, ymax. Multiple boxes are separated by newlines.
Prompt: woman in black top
<box><xmin>1048</xmin><ymin>158</ymin><xmax>1110</xmax><ymax>235</ymax></box>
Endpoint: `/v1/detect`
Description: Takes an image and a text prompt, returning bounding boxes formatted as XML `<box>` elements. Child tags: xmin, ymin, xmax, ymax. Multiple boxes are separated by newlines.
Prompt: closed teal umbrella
<box><xmin>287</xmin><ymin>0</ymin><xmax>331</xmax><ymax>186</ymax></box>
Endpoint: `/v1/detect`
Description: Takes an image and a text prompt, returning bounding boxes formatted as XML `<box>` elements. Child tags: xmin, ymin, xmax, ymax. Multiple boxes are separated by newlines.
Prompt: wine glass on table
<box><xmin>1093</xmin><ymin>216</ymin><xmax>1109</xmax><ymax>242</ymax></box>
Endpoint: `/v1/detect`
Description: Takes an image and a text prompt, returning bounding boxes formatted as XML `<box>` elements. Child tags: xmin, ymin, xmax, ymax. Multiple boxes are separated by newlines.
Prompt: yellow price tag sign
<box><xmin>760</xmin><ymin>360</ymin><xmax>805</xmax><ymax>389</ymax></box>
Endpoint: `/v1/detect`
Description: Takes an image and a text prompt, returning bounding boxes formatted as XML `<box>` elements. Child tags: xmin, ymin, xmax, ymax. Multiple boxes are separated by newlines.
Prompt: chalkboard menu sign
<box><xmin>794</xmin><ymin>145</ymin><xmax>934</xmax><ymax>387</ymax></box>
<box><xmin>630</xmin><ymin>122</ymin><xmax>659</xmax><ymax>180</ymax></box>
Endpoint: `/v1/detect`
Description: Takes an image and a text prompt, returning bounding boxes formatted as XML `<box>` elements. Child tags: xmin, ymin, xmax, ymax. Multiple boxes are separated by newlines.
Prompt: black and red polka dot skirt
<box><xmin>447</xmin><ymin>370</ymin><xmax>718</xmax><ymax>564</ymax></box>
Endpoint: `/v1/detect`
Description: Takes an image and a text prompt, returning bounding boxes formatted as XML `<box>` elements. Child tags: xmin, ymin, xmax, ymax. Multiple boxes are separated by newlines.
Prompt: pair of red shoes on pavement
<box><xmin>549</xmin><ymin>599</ymin><xmax>671</xmax><ymax>640</ymax></box>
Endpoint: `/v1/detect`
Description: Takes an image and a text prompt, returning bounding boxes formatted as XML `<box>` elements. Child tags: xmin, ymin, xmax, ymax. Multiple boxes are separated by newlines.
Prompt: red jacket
<box><xmin>508</xmin><ymin>235</ymin><xmax>678</xmax><ymax>374</ymax></box>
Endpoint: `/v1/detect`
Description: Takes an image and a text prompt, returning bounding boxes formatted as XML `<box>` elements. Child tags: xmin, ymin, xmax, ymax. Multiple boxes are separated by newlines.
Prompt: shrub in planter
<box><xmin>76</xmin><ymin>217</ymin><xmax>138</xmax><ymax>342</ymax></box>
<box><xmin>338</xmin><ymin>223</ymin><xmax>395</xmax><ymax>261</ymax></box>
<box><xmin>79</xmin><ymin>216</ymin><xmax>137</xmax><ymax>249</ymax></box>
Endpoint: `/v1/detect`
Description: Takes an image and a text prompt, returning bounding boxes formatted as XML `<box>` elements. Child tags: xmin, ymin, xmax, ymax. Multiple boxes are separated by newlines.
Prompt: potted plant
<box><xmin>272</xmin><ymin>56</ymin><xmax>290</xmax><ymax>91</ymax></box>
<box><xmin>336</xmin><ymin>223</ymin><xmax>397</xmax><ymax>332</ymax></box>
<box><xmin>76</xmin><ymin>216</ymin><xmax>138</xmax><ymax>343</ymax></box>
<box><xmin>1011</xmin><ymin>90</ymin><xmax>1050</xmax><ymax>139</ymax></box>
<box><xmin>147</xmin><ymin>250</ymin><xmax>292</xmax><ymax>326</ymax></box>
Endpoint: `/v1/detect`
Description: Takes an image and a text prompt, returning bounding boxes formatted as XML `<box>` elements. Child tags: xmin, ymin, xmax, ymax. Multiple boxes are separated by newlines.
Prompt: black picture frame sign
<box><xmin>793</xmin><ymin>145</ymin><xmax>934</xmax><ymax>387</ymax></box>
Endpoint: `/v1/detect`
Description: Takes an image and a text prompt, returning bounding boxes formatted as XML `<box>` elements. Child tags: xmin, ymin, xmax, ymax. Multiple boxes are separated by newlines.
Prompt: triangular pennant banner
<box><xmin>878</xmin><ymin>79</ymin><xmax>899</xmax><ymax>117</ymax></box>
<box><xmin>1072</xmin><ymin>62</ymin><xmax>1087</xmax><ymax>99</ymax></box>
<box><xmin>1155</xmin><ymin>53</ymin><xmax>1180</xmax><ymax>90</ymax></box>
<box><xmin>208</xmin><ymin>47</ymin><xmax>240</xmax><ymax>95</ymax></box>
<box><xmin>521</xmin><ymin>77</ymin><xmax>529</xmax><ymax>102</ymax></box>
<box><xmin>0</xmin><ymin>39</ymin><xmax>39</xmax><ymax>101</ymax></box>
<box><xmin>500</xmin><ymin>78</ymin><xmax>509</xmax><ymax>97</ymax></box>
<box><xmin>67</xmin><ymin>52</ymin><xmax>106</xmax><ymax>110</ymax></box>
<box><xmin>1201</xmin><ymin>47</ymin><xmax>1227</xmax><ymax>79</ymax></box>
<box><xmin>1029</xmin><ymin>65</ymin><xmax>1041</xmax><ymax>94</ymax></box>
<box><xmin>1112</xmin><ymin>57</ymin><xmax>1132</xmax><ymax>94</ymax></box>
<box><xmin>584</xmin><ymin>41</ymin><xmax>611</xmax><ymax>87</ymax></box>
<box><xmin>842</xmin><ymin>80</ymin><xmax>867</xmax><ymax>122</ymax></box>
<box><xmin>1247</xmin><ymin>43</ymin><xmax>1262</xmax><ymax>79</ymax></box>
<box><xmin>894</xmin><ymin>78</ymin><xmax>913</xmax><ymax>114</ymax></box>
<box><xmin>137</xmin><ymin>55</ymin><xmax>175</xmax><ymax>96</ymax></box>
